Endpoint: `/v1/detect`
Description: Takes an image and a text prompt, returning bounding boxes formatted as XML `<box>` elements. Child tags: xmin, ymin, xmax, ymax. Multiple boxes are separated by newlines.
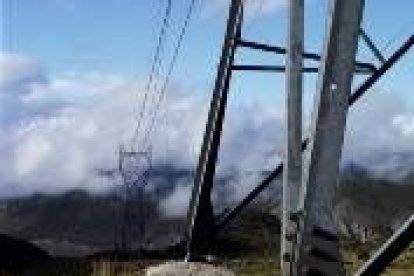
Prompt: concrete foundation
<box><xmin>146</xmin><ymin>261</ymin><xmax>235</xmax><ymax>276</ymax></box>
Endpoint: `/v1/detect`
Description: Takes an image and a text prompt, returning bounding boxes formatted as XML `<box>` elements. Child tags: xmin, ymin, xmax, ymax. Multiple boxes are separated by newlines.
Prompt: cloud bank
<box><xmin>1</xmin><ymin>53</ymin><xmax>414</xmax><ymax>215</ymax></box>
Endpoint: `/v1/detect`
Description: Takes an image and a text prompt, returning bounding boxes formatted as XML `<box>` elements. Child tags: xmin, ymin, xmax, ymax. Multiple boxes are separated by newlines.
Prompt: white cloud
<box><xmin>343</xmin><ymin>89</ymin><xmax>414</xmax><ymax>178</ymax></box>
<box><xmin>245</xmin><ymin>0</ymin><xmax>288</xmax><ymax>18</ymax></box>
<box><xmin>392</xmin><ymin>114</ymin><xmax>414</xmax><ymax>136</ymax></box>
<box><xmin>159</xmin><ymin>184</ymin><xmax>192</xmax><ymax>218</ymax></box>
<box><xmin>344</xmin><ymin>90</ymin><xmax>414</xmax><ymax>155</ymax></box>
<box><xmin>15</xmin><ymin>133</ymin><xmax>54</xmax><ymax>178</ymax></box>
<box><xmin>0</xmin><ymin>53</ymin><xmax>413</xmax><ymax>212</ymax></box>
<box><xmin>0</xmin><ymin>54</ymin><xmax>209</xmax><ymax>197</ymax></box>
<box><xmin>204</xmin><ymin>0</ymin><xmax>288</xmax><ymax>21</ymax></box>
<box><xmin>0</xmin><ymin>53</ymin><xmax>45</xmax><ymax>93</ymax></box>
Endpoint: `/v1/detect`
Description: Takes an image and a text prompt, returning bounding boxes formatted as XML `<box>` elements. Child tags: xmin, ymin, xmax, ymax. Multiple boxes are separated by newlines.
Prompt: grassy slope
<box><xmin>3</xmin><ymin>242</ymin><xmax>413</xmax><ymax>275</ymax></box>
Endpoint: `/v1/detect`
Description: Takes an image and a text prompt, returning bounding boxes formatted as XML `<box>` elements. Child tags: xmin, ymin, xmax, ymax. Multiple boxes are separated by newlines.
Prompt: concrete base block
<box><xmin>146</xmin><ymin>261</ymin><xmax>235</xmax><ymax>276</ymax></box>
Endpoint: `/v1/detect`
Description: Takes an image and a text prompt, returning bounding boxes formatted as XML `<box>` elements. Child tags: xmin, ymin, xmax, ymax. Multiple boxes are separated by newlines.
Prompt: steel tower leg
<box><xmin>282</xmin><ymin>0</ymin><xmax>304</xmax><ymax>275</ymax></box>
<box><xmin>185</xmin><ymin>0</ymin><xmax>244</xmax><ymax>261</ymax></box>
<box><xmin>296</xmin><ymin>0</ymin><xmax>365</xmax><ymax>275</ymax></box>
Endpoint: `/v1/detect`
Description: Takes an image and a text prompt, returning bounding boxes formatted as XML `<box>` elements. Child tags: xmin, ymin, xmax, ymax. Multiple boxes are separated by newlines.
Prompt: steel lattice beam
<box><xmin>216</xmin><ymin>34</ymin><xmax>414</xmax><ymax>234</ymax></box>
<box><xmin>355</xmin><ymin>214</ymin><xmax>414</xmax><ymax>276</ymax></box>
<box><xmin>360</xmin><ymin>28</ymin><xmax>386</xmax><ymax>64</ymax></box>
<box><xmin>236</xmin><ymin>39</ymin><xmax>377</xmax><ymax>72</ymax></box>
<box><xmin>231</xmin><ymin>64</ymin><xmax>373</xmax><ymax>74</ymax></box>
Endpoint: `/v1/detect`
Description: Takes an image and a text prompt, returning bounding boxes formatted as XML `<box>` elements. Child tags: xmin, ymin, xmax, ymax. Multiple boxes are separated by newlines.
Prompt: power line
<box><xmin>130</xmin><ymin>0</ymin><xmax>173</xmax><ymax>149</ymax></box>
<box><xmin>141</xmin><ymin>0</ymin><xmax>202</xmax><ymax>150</ymax></box>
<box><xmin>116</xmin><ymin>0</ymin><xmax>173</xmax><ymax>251</ymax></box>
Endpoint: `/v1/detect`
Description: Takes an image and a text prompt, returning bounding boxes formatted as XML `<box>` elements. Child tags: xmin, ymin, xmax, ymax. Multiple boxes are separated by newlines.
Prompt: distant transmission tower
<box><xmin>118</xmin><ymin>144</ymin><xmax>151</xmax><ymax>252</ymax></box>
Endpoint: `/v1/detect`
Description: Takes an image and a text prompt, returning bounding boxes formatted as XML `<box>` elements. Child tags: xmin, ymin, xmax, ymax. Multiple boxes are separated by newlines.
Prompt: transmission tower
<box><xmin>184</xmin><ymin>0</ymin><xmax>414</xmax><ymax>274</ymax></box>
<box><xmin>118</xmin><ymin>144</ymin><xmax>151</xmax><ymax>252</ymax></box>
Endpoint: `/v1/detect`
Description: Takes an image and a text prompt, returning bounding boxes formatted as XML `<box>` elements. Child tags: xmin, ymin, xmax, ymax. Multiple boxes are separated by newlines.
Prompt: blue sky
<box><xmin>0</xmin><ymin>0</ymin><xmax>414</xmax><ymax>199</ymax></box>
<box><xmin>3</xmin><ymin>0</ymin><xmax>413</xmax><ymax>102</ymax></box>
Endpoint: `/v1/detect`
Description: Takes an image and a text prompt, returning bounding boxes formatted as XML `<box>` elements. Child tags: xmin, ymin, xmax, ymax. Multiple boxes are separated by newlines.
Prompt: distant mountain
<box><xmin>335</xmin><ymin>175</ymin><xmax>414</xmax><ymax>243</ymax></box>
<box><xmin>341</xmin><ymin>162</ymin><xmax>371</xmax><ymax>180</ymax></box>
<box><xmin>0</xmin><ymin>159</ymin><xmax>413</xmax><ymax>257</ymax></box>
<box><xmin>0</xmin><ymin>190</ymin><xmax>162</xmax><ymax>257</ymax></box>
<box><xmin>350</xmin><ymin>151</ymin><xmax>414</xmax><ymax>182</ymax></box>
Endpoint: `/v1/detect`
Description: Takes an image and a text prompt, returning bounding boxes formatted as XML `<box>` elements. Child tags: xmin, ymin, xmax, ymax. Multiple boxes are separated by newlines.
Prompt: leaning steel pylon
<box><xmin>185</xmin><ymin>0</ymin><xmax>414</xmax><ymax>274</ymax></box>
<box><xmin>185</xmin><ymin>0</ymin><xmax>244</xmax><ymax>260</ymax></box>
<box><xmin>294</xmin><ymin>1</ymin><xmax>365</xmax><ymax>274</ymax></box>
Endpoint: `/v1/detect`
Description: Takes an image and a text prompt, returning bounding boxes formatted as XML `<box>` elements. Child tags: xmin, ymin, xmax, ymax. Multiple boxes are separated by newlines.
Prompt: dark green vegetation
<box><xmin>0</xmin><ymin>190</ymin><xmax>167</xmax><ymax>256</ymax></box>
<box><xmin>0</xmin><ymin>234</ymin><xmax>51</xmax><ymax>271</ymax></box>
